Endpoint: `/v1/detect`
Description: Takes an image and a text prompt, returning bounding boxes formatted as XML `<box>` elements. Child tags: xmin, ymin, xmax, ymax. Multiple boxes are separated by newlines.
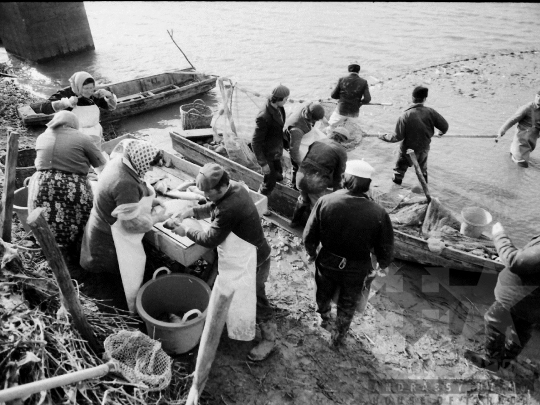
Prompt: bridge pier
<box><xmin>0</xmin><ymin>2</ymin><xmax>94</xmax><ymax>63</ymax></box>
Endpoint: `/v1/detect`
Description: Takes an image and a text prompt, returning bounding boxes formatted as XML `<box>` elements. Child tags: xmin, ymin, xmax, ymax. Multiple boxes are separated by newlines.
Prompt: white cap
<box><xmin>345</xmin><ymin>159</ymin><xmax>374</xmax><ymax>179</ymax></box>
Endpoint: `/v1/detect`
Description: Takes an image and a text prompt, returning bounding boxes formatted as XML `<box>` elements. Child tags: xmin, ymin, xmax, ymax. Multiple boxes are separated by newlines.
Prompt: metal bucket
<box><xmin>136</xmin><ymin>268</ymin><xmax>211</xmax><ymax>354</ymax></box>
<box><xmin>13</xmin><ymin>185</ymin><xmax>32</xmax><ymax>234</ymax></box>
<box><xmin>460</xmin><ymin>207</ymin><xmax>492</xmax><ymax>238</ymax></box>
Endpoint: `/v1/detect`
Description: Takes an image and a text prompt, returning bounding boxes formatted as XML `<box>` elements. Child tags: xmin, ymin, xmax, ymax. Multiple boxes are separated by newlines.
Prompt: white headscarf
<box><xmin>69</xmin><ymin>71</ymin><xmax>94</xmax><ymax>96</ymax></box>
<box><xmin>124</xmin><ymin>140</ymin><xmax>161</xmax><ymax>178</ymax></box>
<box><xmin>46</xmin><ymin>110</ymin><xmax>80</xmax><ymax>130</ymax></box>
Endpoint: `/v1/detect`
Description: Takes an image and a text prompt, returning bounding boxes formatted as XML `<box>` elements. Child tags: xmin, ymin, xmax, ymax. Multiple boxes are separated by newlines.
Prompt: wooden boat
<box><xmin>17</xmin><ymin>69</ymin><xmax>217</xmax><ymax>126</ymax></box>
<box><xmin>170</xmin><ymin>130</ymin><xmax>505</xmax><ymax>274</ymax></box>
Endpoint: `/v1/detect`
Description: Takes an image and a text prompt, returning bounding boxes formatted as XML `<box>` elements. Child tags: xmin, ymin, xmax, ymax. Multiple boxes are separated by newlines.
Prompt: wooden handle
<box><xmin>405</xmin><ymin>149</ymin><xmax>431</xmax><ymax>203</ymax></box>
<box><xmin>186</xmin><ymin>280</ymin><xmax>234</xmax><ymax>405</ymax></box>
<box><xmin>27</xmin><ymin>209</ymin><xmax>102</xmax><ymax>354</ymax></box>
<box><xmin>0</xmin><ymin>363</ymin><xmax>113</xmax><ymax>403</ymax></box>
<box><xmin>0</xmin><ymin>130</ymin><xmax>19</xmax><ymax>242</ymax></box>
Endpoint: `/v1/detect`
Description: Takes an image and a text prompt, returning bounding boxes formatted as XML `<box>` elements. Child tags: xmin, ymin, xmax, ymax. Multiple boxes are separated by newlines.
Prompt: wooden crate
<box><xmin>144</xmin><ymin>151</ymin><xmax>267</xmax><ymax>266</ymax></box>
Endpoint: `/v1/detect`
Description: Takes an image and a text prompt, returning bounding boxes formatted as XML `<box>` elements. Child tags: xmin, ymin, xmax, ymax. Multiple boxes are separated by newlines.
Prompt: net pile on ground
<box><xmin>0</xmin><ymin>242</ymin><xmax>194</xmax><ymax>405</ymax></box>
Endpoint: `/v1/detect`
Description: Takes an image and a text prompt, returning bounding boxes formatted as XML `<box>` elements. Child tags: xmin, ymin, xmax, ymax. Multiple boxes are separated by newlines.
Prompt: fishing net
<box><xmin>103</xmin><ymin>330</ymin><xmax>172</xmax><ymax>391</ymax></box>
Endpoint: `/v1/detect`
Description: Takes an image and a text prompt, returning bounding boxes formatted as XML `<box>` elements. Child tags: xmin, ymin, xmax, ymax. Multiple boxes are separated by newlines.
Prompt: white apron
<box><xmin>111</xmin><ymin>182</ymin><xmax>155</xmax><ymax>313</ymax></box>
<box><xmin>213</xmin><ymin>231</ymin><xmax>257</xmax><ymax>341</ymax></box>
<box><xmin>72</xmin><ymin>104</ymin><xmax>109</xmax><ymax>171</ymax></box>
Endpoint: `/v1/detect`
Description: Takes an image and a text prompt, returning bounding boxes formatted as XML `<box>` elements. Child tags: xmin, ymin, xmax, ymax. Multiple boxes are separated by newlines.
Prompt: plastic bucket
<box><xmin>136</xmin><ymin>268</ymin><xmax>211</xmax><ymax>354</ymax></box>
<box><xmin>13</xmin><ymin>185</ymin><xmax>32</xmax><ymax>234</ymax></box>
<box><xmin>460</xmin><ymin>207</ymin><xmax>492</xmax><ymax>238</ymax></box>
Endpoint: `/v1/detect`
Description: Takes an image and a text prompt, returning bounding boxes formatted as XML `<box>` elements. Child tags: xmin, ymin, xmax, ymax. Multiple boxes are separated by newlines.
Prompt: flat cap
<box><xmin>271</xmin><ymin>84</ymin><xmax>290</xmax><ymax>99</ymax></box>
<box><xmin>196</xmin><ymin>163</ymin><xmax>224</xmax><ymax>191</ymax></box>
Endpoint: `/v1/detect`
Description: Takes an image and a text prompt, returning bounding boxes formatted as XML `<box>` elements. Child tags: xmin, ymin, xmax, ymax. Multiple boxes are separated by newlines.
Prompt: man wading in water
<box><xmin>497</xmin><ymin>90</ymin><xmax>540</xmax><ymax>168</ymax></box>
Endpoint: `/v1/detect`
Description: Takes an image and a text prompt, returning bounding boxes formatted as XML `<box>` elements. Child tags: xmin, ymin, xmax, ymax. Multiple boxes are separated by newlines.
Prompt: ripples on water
<box><xmin>4</xmin><ymin>1</ymin><xmax>539</xmax><ymax>245</ymax></box>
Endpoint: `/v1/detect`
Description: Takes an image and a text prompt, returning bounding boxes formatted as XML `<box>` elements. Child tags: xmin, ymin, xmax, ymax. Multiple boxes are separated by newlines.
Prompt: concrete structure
<box><xmin>0</xmin><ymin>2</ymin><xmax>94</xmax><ymax>63</ymax></box>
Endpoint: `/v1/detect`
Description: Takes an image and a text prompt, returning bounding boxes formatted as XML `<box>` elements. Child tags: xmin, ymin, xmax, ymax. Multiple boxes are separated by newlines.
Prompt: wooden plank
<box><xmin>170</xmin><ymin>131</ymin><xmax>298</xmax><ymax>217</ymax></box>
<box><xmin>0</xmin><ymin>131</ymin><xmax>19</xmax><ymax>242</ymax></box>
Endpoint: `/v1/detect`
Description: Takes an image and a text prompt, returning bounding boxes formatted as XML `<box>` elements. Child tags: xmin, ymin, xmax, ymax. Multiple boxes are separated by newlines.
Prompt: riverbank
<box><xmin>1</xmin><ymin>51</ymin><xmax>540</xmax><ymax>404</ymax></box>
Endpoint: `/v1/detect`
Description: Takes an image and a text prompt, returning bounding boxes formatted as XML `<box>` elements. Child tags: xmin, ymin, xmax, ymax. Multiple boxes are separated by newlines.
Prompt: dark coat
<box><xmin>385</xmin><ymin>103</ymin><xmax>449</xmax><ymax>152</ymax></box>
<box><xmin>303</xmin><ymin>189</ymin><xmax>394</xmax><ymax>270</ymax></box>
<box><xmin>251</xmin><ymin>100</ymin><xmax>286</xmax><ymax>167</ymax></box>
<box><xmin>38</xmin><ymin>86</ymin><xmax>111</xmax><ymax>115</ymax></box>
<box><xmin>494</xmin><ymin>232</ymin><xmax>540</xmax><ymax>310</ymax></box>
<box><xmin>330</xmin><ymin>73</ymin><xmax>371</xmax><ymax>117</ymax></box>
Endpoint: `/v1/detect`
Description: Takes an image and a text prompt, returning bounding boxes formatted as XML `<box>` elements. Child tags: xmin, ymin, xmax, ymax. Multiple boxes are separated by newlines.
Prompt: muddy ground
<box><xmin>1</xmin><ymin>52</ymin><xmax>540</xmax><ymax>404</ymax></box>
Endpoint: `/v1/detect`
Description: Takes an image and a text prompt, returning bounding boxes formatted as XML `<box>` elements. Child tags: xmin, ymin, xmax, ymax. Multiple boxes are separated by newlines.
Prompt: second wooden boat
<box><xmin>170</xmin><ymin>130</ymin><xmax>504</xmax><ymax>274</ymax></box>
<box><xmin>17</xmin><ymin>69</ymin><xmax>217</xmax><ymax>126</ymax></box>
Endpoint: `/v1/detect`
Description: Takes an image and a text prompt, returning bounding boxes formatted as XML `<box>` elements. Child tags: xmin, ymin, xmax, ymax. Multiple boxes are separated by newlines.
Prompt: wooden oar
<box><xmin>317</xmin><ymin>98</ymin><xmax>393</xmax><ymax>106</ymax></box>
<box><xmin>0</xmin><ymin>72</ymin><xmax>17</xmax><ymax>78</ymax></box>
<box><xmin>167</xmin><ymin>29</ymin><xmax>196</xmax><ymax>70</ymax></box>
<box><xmin>405</xmin><ymin>149</ymin><xmax>431</xmax><ymax>203</ymax></box>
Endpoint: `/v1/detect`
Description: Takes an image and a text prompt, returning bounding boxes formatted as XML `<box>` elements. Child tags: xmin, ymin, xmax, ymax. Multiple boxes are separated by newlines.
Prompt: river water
<box><xmin>2</xmin><ymin>1</ymin><xmax>539</xmax><ymax>246</ymax></box>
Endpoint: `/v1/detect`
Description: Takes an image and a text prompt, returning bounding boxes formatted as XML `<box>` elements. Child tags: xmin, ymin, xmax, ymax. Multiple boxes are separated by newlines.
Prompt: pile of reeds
<box><xmin>0</xmin><ymin>242</ymin><xmax>194</xmax><ymax>405</ymax></box>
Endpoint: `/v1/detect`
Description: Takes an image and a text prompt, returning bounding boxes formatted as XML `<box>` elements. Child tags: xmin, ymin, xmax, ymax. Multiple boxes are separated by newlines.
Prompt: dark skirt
<box><xmin>28</xmin><ymin>170</ymin><xmax>93</xmax><ymax>247</ymax></box>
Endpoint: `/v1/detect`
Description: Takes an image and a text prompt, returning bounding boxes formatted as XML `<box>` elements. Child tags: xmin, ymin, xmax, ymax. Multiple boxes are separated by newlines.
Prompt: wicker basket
<box><xmin>180</xmin><ymin>99</ymin><xmax>213</xmax><ymax>130</ymax></box>
<box><xmin>0</xmin><ymin>148</ymin><xmax>37</xmax><ymax>189</ymax></box>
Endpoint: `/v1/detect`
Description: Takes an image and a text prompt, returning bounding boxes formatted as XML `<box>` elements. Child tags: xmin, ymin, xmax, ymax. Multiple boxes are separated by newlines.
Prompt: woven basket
<box><xmin>0</xmin><ymin>148</ymin><xmax>37</xmax><ymax>189</ymax></box>
<box><xmin>180</xmin><ymin>99</ymin><xmax>213</xmax><ymax>130</ymax></box>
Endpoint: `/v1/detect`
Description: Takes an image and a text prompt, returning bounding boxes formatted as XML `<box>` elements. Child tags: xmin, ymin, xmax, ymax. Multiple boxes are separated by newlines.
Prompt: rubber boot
<box><xmin>247</xmin><ymin>321</ymin><xmax>277</xmax><ymax>361</ymax></box>
<box><xmin>290</xmin><ymin>199</ymin><xmax>309</xmax><ymax>228</ymax></box>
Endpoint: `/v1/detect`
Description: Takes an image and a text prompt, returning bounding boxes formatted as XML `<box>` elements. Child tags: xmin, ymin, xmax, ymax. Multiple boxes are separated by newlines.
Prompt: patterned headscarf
<box><xmin>46</xmin><ymin>110</ymin><xmax>80</xmax><ymax>130</ymax></box>
<box><xmin>124</xmin><ymin>140</ymin><xmax>160</xmax><ymax>178</ymax></box>
<box><xmin>69</xmin><ymin>71</ymin><xmax>94</xmax><ymax>96</ymax></box>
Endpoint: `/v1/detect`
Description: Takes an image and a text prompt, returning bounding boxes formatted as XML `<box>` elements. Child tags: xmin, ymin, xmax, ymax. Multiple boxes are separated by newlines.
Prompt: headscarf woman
<box><xmin>28</xmin><ymin>110</ymin><xmax>107</xmax><ymax>250</ymax></box>
<box><xmin>80</xmin><ymin>140</ymin><xmax>171</xmax><ymax>311</ymax></box>
<box><xmin>34</xmin><ymin>71</ymin><xmax>117</xmax><ymax>151</ymax></box>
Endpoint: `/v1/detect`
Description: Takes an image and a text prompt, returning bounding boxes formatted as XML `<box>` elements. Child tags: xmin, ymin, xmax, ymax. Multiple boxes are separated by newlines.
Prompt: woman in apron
<box><xmin>28</xmin><ymin>111</ymin><xmax>106</xmax><ymax>254</ymax></box>
<box><xmin>36</xmin><ymin>71</ymin><xmax>117</xmax><ymax>161</ymax></box>
<box><xmin>80</xmin><ymin>140</ymin><xmax>171</xmax><ymax>312</ymax></box>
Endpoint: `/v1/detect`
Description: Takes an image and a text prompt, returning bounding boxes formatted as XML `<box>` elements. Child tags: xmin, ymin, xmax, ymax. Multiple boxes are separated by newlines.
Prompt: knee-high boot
<box><xmin>290</xmin><ymin>198</ymin><xmax>309</xmax><ymax>228</ymax></box>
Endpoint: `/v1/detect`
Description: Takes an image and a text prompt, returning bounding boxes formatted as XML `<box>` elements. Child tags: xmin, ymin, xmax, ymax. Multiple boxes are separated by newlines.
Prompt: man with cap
<box><xmin>326</xmin><ymin>61</ymin><xmax>371</xmax><ymax>135</ymax></box>
<box><xmin>283</xmin><ymin>101</ymin><xmax>327</xmax><ymax>188</ymax></box>
<box><xmin>379</xmin><ymin>86</ymin><xmax>448</xmax><ymax>185</ymax></box>
<box><xmin>496</xmin><ymin>90</ymin><xmax>540</xmax><ymax>168</ymax></box>
<box><xmin>290</xmin><ymin>126</ymin><xmax>349</xmax><ymax>228</ymax></box>
<box><xmin>303</xmin><ymin>159</ymin><xmax>394</xmax><ymax>347</ymax></box>
<box><xmin>251</xmin><ymin>84</ymin><xmax>290</xmax><ymax>209</ymax></box>
<box><xmin>164</xmin><ymin>163</ymin><xmax>277</xmax><ymax>361</ymax></box>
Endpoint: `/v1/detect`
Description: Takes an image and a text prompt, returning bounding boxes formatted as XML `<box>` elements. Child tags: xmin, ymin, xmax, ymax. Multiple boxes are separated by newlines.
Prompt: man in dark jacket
<box><xmin>284</xmin><ymin>101</ymin><xmax>326</xmax><ymax>188</ymax></box>
<box><xmin>327</xmin><ymin>62</ymin><xmax>371</xmax><ymax>135</ymax></box>
<box><xmin>303</xmin><ymin>159</ymin><xmax>394</xmax><ymax>347</ymax></box>
<box><xmin>290</xmin><ymin>126</ymin><xmax>348</xmax><ymax>228</ymax></box>
<box><xmin>465</xmin><ymin>222</ymin><xmax>540</xmax><ymax>371</ymax></box>
<box><xmin>251</xmin><ymin>84</ymin><xmax>290</xmax><ymax>209</ymax></box>
<box><xmin>496</xmin><ymin>90</ymin><xmax>540</xmax><ymax>168</ymax></box>
<box><xmin>166</xmin><ymin>163</ymin><xmax>276</xmax><ymax>361</ymax></box>
<box><xmin>378</xmin><ymin>86</ymin><xmax>448</xmax><ymax>185</ymax></box>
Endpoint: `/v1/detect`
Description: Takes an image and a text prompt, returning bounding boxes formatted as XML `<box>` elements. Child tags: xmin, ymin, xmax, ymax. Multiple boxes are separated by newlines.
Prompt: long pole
<box><xmin>367</xmin><ymin>133</ymin><xmax>498</xmax><ymax>138</ymax></box>
<box><xmin>0</xmin><ymin>130</ymin><xmax>19</xmax><ymax>242</ymax></box>
<box><xmin>26</xmin><ymin>208</ymin><xmax>102</xmax><ymax>354</ymax></box>
<box><xmin>167</xmin><ymin>29</ymin><xmax>196</xmax><ymax>70</ymax></box>
<box><xmin>406</xmin><ymin>149</ymin><xmax>431</xmax><ymax>203</ymax></box>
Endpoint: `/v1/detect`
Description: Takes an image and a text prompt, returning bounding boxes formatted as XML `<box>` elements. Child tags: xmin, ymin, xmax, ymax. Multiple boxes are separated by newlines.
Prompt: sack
<box><xmin>299</xmin><ymin>126</ymin><xmax>327</xmax><ymax>162</ymax></box>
